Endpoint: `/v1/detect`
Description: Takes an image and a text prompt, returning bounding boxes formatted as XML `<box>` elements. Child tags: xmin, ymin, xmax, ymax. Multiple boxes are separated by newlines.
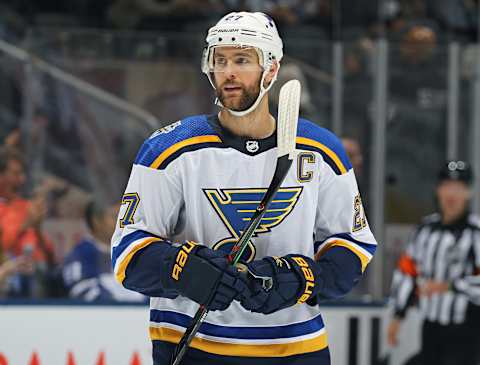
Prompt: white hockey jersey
<box><xmin>111</xmin><ymin>114</ymin><xmax>377</xmax><ymax>358</ymax></box>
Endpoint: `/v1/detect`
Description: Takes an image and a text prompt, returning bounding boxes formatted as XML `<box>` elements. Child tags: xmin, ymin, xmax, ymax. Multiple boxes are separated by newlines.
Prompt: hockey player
<box><xmin>111</xmin><ymin>11</ymin><xmax>377</xmax><ymax>365</ymax></box>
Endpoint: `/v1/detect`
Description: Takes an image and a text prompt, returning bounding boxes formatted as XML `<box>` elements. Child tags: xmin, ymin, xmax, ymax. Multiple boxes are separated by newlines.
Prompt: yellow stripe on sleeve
<box><xmin>150</xmin><ymin>135</ymin><xmax>222</xmax><ymax>169</ymax></box>
<box><xmin>315</xmin><ymin>240</ymin><xmax>371</xmax><ymax>272</ymax></box>
<box><xmin>115</xmin><ymin>237</ymin><xmax>163</xmax><ymax>283</ymax></box>
<box><xmin>296</xmin><ymin>137</ymin><xmax>347</xmax><ymax>174</ymax></box>
<box><xmin>149</xmin><ymin>326</ymin><xmax>328</xmax><ymax>357</ymax></box>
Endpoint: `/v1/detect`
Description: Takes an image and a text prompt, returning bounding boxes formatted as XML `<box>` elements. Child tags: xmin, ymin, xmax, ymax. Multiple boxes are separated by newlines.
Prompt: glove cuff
<box><xmin>162</xmin><ymin>240</ymin><xmax>203</xmax><ymax>290</ymax></box>
<box><xmin>170</xmin><ymin>241</ymin><xmax>204</xmax><ymax>282</ymax></box>
<box><xmin>283</xmin><ymin>255</ymin><xmax>318</xmax><ymax>304</ymax></box>
<box><xmin>167</xmin><ymin>241</ymin><xmax>234</xmax><ymax>306</ymax></box>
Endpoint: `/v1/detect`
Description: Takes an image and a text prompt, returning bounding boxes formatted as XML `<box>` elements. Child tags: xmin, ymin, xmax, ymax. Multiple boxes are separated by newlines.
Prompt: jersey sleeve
<box><xmin>110</xmin><ymin>133</ymin><xmax>185</xmax><ymax>297</ymax></box>
<box><xmin>62</xmin><ymin>243</ymin><xmax>102</xmax><ymax>300</ymax></box>
<box><xmin>299</xmin><ymin>122</ymin><xmax>377</xmax><ymax>301</ymax></box>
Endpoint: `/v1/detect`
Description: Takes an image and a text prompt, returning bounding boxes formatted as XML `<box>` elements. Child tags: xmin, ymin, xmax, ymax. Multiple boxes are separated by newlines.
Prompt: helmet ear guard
<box><xmin>202</xmin><ymin>12</ymin><xmax>283</xmax><ymax>116</ymax></box>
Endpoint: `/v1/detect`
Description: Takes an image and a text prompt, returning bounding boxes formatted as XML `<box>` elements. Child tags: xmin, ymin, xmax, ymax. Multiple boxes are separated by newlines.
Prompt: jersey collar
<box><xmin>206</xmin><ymin>114</ymin><xmax>276</xmax><ymax>156</ymax></box>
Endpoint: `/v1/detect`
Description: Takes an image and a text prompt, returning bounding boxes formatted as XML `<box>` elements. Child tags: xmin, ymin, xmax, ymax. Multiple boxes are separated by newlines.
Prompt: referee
<box><xmin>387</xmin><ymin>160</ymin><xmax>480</xmax><ymax>365</ymax></box>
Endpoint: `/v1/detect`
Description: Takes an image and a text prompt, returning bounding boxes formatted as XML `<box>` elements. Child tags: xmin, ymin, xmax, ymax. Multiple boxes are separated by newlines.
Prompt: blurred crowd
<box><xmin>0</xmin><ymin>0</ymin><xmax>479</xmax><ymax>43</ymax></box>
<box><xmin>0</xmin><ymin>134</ymin><xmax>145</xmax><ymax>302</ymax></box>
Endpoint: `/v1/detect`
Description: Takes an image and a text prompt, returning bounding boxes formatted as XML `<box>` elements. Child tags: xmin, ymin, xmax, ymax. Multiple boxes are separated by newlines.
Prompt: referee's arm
<box><xmin>448</xmin><ymin>231</ymin><xmax>480</xmax><ymax>303</ymax></box>
<box><xmin>390</xmin><ymin>252</ymin><xmax>418</xmax><ymax>319</ymax></box>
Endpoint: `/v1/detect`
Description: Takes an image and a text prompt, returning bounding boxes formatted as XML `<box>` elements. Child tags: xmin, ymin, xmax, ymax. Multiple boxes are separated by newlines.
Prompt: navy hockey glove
<box><xmin>161</xmin><ymin>241</ymin><xmax>248</xmax><ymax>311</ymax></box>
<box><xmin>238</xmin><ymin>255</ymin><xmax>319</xmax><ymax>314</ymax></box>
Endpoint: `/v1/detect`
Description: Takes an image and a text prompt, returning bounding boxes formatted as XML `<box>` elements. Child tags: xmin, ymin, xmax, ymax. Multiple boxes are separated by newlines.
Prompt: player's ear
<box><xmin>264</xmin><ymin>61</ymin><xmax>279</xmax><ymax>87</ymax></box>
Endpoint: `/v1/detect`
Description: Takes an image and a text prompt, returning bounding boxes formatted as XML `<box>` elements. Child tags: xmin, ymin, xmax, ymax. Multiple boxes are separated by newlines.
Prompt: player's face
<box><xmin>342</xmin><ymin>138</ymin><xmax>363</xmax><ymax>176</ymax></box>
<box><xmin>436</xmin><ymin>180</ymin><xmax>470</xmax><ymax>219</ymax></box>
<box><xmin>101</xmin><ymin>204</ymin><xmax>120</xmax><ymax>243</ymax></box>
<box><xmin>212</xmin><ymin>47</ymin><xmax>263</xmax><ymax>112</ymax></box>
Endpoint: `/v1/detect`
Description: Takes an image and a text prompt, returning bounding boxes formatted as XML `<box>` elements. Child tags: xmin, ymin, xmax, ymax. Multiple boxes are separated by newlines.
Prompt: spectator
<box><xmin>0</xmin><ymin>257</ymin><xmax>32</xmax><ymax>286</ymax></box>
<box><xmin>341</xmin><ymin>135</ymin><xmax>371</xmax><ymax>215</ymax></box>
<box><xmin>0</xmin><ymin>235</ymin><xmax>34</xmax><ymax>297</ymax></box>
<box><xmin>427</xmin><ymin>0</ymin><xmax>478</xmax><ymax>41</ymax></box>
<box><xmin>343</xmin><ymin>136</ymin><xmax>370</xmax><ymax>190</ymax></box>
<box><xmin>398</xmin><ymin>24</ymin><xmax>438</xmax><ymax>66</ymax></box>
<box><xmin>3</xmin><ymin>128</ymin><xmax>21</xmax><ymax>152</ymax></box>
<box><xmin>341</xmin><ymin>137</ymin><xmax>364</xmax><ymax>177</ymax></box>
<box><xmin>0</xmin><ymin>147</ymin><xmax>60</xmax><ymax>297</ymax></box>
<box><xmin>62</xmin><ymin>199</ymin><xmax>145</xmax><ymax>302</ymax></box>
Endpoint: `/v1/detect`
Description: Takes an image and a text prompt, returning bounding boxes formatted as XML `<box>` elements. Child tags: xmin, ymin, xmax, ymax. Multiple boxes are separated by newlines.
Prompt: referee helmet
<box><xmin>438</xmin><ymin>160</ymin><xmax>473</xmax><ymax>185</ymax></box>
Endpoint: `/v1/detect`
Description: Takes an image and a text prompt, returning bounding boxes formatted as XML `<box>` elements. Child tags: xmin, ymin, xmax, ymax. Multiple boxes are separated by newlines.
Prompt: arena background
<box><xmin>0</xmin><ymin>1</ymin><xmax>479</xmax><ymax>364</ymax></box>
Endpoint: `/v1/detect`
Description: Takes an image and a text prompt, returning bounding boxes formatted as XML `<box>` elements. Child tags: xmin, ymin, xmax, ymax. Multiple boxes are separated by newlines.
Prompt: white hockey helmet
<box><xmin>202</xmin><ymin>12</ymin><xmax>284</xmax><ymax>116</ymax></box>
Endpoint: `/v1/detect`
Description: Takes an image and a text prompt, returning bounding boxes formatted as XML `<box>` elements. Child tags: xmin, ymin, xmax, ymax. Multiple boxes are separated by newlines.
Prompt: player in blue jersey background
<box><xmin>63</xmin><ymin>200</ymin><xmax>145</xmax><ymax>302</ymax></box>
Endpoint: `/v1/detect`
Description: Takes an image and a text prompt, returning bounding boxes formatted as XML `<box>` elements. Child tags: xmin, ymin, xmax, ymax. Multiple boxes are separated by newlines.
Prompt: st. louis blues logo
<box><xmin>203</xmin><ymin>187</ymin><xmax>303</xmax><ymax>262</ymax></box>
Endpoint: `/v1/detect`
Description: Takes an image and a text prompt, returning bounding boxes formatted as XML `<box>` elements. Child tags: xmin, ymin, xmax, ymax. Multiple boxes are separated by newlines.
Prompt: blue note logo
<box><xmin>203</xmin><ymin>187</ymin><xmax>303</xmax><ymax>262</ymax></box>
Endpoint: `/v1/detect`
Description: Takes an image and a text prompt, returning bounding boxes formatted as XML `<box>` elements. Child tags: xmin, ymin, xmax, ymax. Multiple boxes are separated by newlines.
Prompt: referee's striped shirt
<box><xmin>390</xmin><ymin>212</ymin><xmax>480</xmax><ymax>325</ymax></box>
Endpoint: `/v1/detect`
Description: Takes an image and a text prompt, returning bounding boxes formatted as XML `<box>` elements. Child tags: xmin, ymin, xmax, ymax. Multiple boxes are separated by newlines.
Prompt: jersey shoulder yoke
<box><xmin>296</xmin><ymin>118</ymin><xmax>351</xmax><ymax>175</ymax></box>
<box><xmin>135</xmin><ymin>115</ymin><xmax>222</xmax><ymax>169</ymax></box>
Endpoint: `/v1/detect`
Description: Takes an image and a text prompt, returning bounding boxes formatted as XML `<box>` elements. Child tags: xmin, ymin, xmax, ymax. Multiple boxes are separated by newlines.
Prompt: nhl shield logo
<box><xmin>246</xmin><ymin>140</ymin><xmax>259</xmax><ymax>153</ymax></box>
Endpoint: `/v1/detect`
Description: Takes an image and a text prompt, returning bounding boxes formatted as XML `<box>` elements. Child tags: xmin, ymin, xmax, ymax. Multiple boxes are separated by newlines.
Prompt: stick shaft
<box><xmin>171</xmin><ymin>156</ymin><xmax>292</xmax><ymax>365</ymax></box>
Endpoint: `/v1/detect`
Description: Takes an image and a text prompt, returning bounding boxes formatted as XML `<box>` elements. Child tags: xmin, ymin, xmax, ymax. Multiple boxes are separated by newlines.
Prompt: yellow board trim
<box><xmin>150</xmin><ymin>135</ymin><xmax>222</xmax><ymax>169</ymax></box>
<box><xmin>149</xmin><ymin>326</ymin><xmax>328</xmax><ymax>357</ymax></box>
<box><xmin>296</xmin><ymin>137</ymin><xmax>347</xmax><ymax>174</ymax></box>
<box><xmin>315</xmin><ymin>240</ymin><xmax>370</xmax><ymax>272</ymax></box>
<box><xmin>115</xmin><ymin>237</ymin><xmax>163</xmax><ymax>283</ymax></box>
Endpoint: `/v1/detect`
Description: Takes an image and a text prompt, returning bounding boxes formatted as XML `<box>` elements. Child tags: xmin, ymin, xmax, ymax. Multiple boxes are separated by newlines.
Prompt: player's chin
<box><xmin>220</xmin><ymin>97</ymin><xmax>245</xmax><ymax>111</ymax></box>
<box><xmin>227</xmin><ymin>104</ymin><xmax>246</xmax><ymax>112</ymax></box>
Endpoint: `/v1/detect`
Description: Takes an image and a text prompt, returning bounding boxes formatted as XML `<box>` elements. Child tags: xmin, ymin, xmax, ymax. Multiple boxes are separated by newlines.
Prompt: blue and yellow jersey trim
<box><xmin>314</xmin><ymin>233</ymin><xmax>376</xmax><ymax>272</ymax></box>
<box><xmin>135</xmin><ymin>115</ymin><xmax>224</xmax><ymax>170</ymax></box>
<box><xmin>134</xmin><ymin>116</ymin><xmax>350</xmax><ymax>173</ymax></box>
<box><xmin>150</xmin><ymin>135</ymin><xmax>222</xmax><ymax>169</ymax></box>
<box><xmin>149</xmin><ymin>310</ymin><xmax>328</xmax><ymax>357</ymax></box>
<box><xmin>112</xmin><ymin>230</ymin><xmax>164</xmax><ymax>283</ymax></box>
<box><xmin>296</xmin><ymin>119</ymin><xmax>351</xmax><ymax>175</ymax></box>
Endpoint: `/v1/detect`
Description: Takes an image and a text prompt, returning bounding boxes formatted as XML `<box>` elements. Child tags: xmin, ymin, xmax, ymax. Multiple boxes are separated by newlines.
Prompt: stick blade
<box><xmin>277</xmin><ymin>79</ymin><xmax>301</xmax><ymax>159</ymax></box>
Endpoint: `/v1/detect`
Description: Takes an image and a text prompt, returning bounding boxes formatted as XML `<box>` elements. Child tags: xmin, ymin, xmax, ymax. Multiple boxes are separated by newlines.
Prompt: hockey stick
<box><xmin>170</xmin><ymin>79</ymin><xmax>301</xmax><ymax>365</ymax></box>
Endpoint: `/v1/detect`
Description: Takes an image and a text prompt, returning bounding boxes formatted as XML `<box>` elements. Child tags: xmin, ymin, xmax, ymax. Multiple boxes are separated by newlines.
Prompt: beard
<box><xmin>216</xmin><ymin>81</ymin><xmax>260</xmax><ymax>112</ymax></box>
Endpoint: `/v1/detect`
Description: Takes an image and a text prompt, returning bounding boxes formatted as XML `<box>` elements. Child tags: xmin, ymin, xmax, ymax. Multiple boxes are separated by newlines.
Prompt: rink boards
<box><xmin>0</xmin><ymin>301</ymin><xmax>421</xmax><ymax>365</ymax></box>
